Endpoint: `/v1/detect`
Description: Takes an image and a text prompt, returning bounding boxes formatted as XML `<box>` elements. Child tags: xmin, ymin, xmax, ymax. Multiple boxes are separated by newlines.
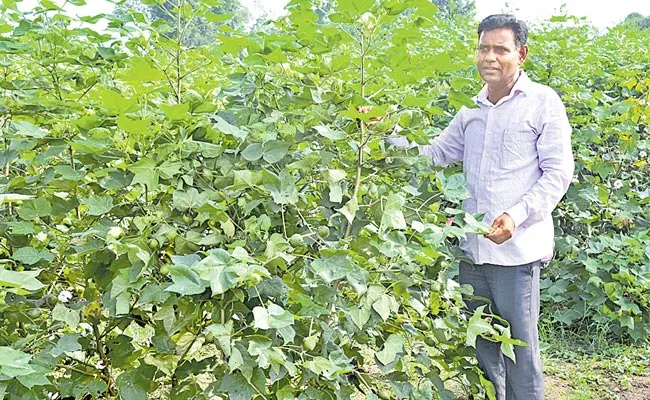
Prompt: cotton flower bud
<box><xmin>36</xmin><ymin>231</ymin><xmax>48</xmax><ymax>242</ymax></box>
<box><xmin>58</xmin><ymin>290</ymin><xmax>73</xmax><ymax>303</ymax></box>
<box><xmin>358</xmin><ymin>12</ymin><xmax>377</xmax><ymax>31</ymax></box>
<box><xmin>107</xmin><ymin>226</ymin><xmax>123</xmax><ymax>239</ymax></box>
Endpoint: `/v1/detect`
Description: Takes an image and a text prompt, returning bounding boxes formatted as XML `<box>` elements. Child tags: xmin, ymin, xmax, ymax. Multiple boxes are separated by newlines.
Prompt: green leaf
<box><xmin>205</xmin><ymin>321</ymin><xmax>233</xmax><ymax>357</ymax></box>
<box><xmin>437</xmin><ymin>171</ymin><xmax>470</xmax><ymax>203</ymax></box>
<box><xmin>121</xmin><ymin>57</ymin><xmax>164</xmax><ymax>82</ymax></box>
<box><xmin>172</xmin><ymin>188</ymin><xmax>210</xmax><ymax>211</ymax></box>
<box><xmin>263</xmin><ymin>140</ymin><xmax>290</xmax><ymax>164</ymax></box>
<box><xmin>107</xmin><ymin>335</ymin><xmax>137</xmax><ymax>368</ymax></box>
<box><xmin>242</xmin><ymin>143</ymin><xmax>263</xmax><ymax>161</ymax></box>
<box><xmin>116</xmin><ymin>364</ymin><xmax>156</xmax><ymax>400</ymax></box>
<box><xmin>337</xmin><ymin>198</ymin><xmax>358</xmax><ymax>224</ymax></box>
<box><xmin>219</xmin><ymin>373</ymin><xmax>256</xmax><ymax>400</ymax></box>
<box><xmin>228</xmin><ymin>347</ymin><xmax>244</xmax><ymax>372</ymax></box>
<box><xmin>10</xmin><ymin>120</ymin><xmax>48</xmax><ymax>138</ymax></box>
<box><xmin>264</xmin><ymin>170</ymin><xmax>298</xmax><ymax>205</ymax></box>
<box><xmin>311</xmin><ymin>252</ymin><xmax>355</xmax><ymax>283</ymax></box>
<box><xmin>8</xmin><ymin>221</ymin><xmax>36</xmax><ymax>235</ymax></box>
<box><xmin>253</xmin><ymin>306</ymin><xmax>271</xmax><ymax>330</ymax></box>
<box><xmin>51</xmin><ymin>334</ymin><xmax>82</xmax><ymax>357</ymax></box>
<box><xmin>0</xmin><ymin>268</ymin><xmax>44</xmax><ymax>292</ymax></box>
<box><xmin>12</xmin><ymin>247</ymin><xmax>55</xmax><ymax>265</ymax></box>
<box><xmin>213</xmin><ymin>115</ymin><xmax>247</xmax><ymax>141</ymax></box>
<box><xmin>160</xmin><ymin>103</ymin><xmax>190</xmax><ymax>121</ymax></box>
<box><xmin>166</xmin><ymin>263</ymin><xmax>207</xmax><ymax>296</ymax></box>
<box><xmin>372</xmin><ymin>294</ymin><xmax>394</xmax><ymax>321</ymax></box>
<box><xmin>129</xmin><ymin>157</ymin><xmax>159</xmax><ymax>189</ymax></box>
<box><xmin>313</xmin><ymin>125</ymin><xmax>346</xmax><ymax>140</ymax></box>
<box><xmin>376</xmin><ymin>334</ymin><xmax>404</xmax><ymax>365</ymax></box>
<box><xmin>462</xmin><ymin>213</ymin><xmax>494</xmax><ymax>235</ymax></box>
<box><xmin>0</xmin><ymin>149</ymin><xmax>18</xmax><ymax>168</ymax></box>
<box><xmin>466</xmin><ymin>305</ymin><xmax>493</xmax><ymax>348</ymax></box>
<box><xmin>117</xmin><ymin>115</ymin><xmax>151</xmax><ymax>135</ymax></box>
<box><xmin>268</xmin><ymin>304</ymin><xmax>294</xmax><ymax>329</ymax></box>
<box><xmin>305</xmin><ymin>356</ymin><xmax>333</xmax><ymax>376</ymax></box>
<box><xmin>349</xmin><ymin>305</ymin><xmax>371</xmax><ymax>329</ymax></box>
<box><xmin>448</xmin><ymin>89</ymin><xmax>478</xmax><ymax>110</ymax></box>
<box><xmin>335</xmin><ymin>0</ymin><xmax>374</xmax><ymax>18</ymax></box>
<box><xmin>381</xmin><ymin>193</ymin><xmax>407</xmax><ymax>229</ymax></box>
<box><xmin>16</xmin><ymin>371</ymin><xmax>51</xmax><ymax>389</ymax></box>
<box><xmin>93</xmin><ymin>86</ymin><xmax>137</xmax><ymax>115</ymax></box>
<box><xmin>18</xmin><ymin>197</ymin><xmax>52</xmax><ymax>220</ymax></box>
<box><xmin>80</xmin><ymin>194</ymin><xmax>114</xmax><ymax>216</ymax></box>
<box><xmin>0</xmin><ymin>346</ymin><xmax>34</xmax><ymax>378</ymax></box>
<box><xmin>52</xmin><ymin>303</ymin><xmax>80</xmax><ymax>328</ymax></box>
<box><xmin>206</xmin><ymin>12</ymin><xmax>232</xmax><ymax>22</ymax></box>
<box><xmin>324</xmin><ymin>169</ymin><xmax>346</xmax><ymax>203</ymax></box>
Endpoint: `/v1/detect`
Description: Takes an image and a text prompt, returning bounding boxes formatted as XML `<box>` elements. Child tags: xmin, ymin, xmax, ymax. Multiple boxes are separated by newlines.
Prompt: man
<box><xmin>385</xmin><ymin>14</ymin><xmax>574</xmax><ymax>400</ymax></box>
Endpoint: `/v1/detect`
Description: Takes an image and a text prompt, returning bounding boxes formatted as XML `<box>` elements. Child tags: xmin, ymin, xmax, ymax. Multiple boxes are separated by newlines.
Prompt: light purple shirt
<box><xmin>389</xmin><ymin>72</ymin><xmax>574</xmax><ymax>266</ymax></box>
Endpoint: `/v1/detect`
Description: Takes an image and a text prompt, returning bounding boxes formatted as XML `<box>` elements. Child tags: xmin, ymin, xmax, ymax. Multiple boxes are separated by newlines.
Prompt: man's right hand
<box><xmin>485</xmin><ymin>213</ymin><xmax>516</xmax><ymax>244</ymax></box>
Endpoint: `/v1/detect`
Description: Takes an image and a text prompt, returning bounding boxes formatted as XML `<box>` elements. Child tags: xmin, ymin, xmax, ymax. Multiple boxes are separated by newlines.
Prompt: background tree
<box><xmin>432</xmin><ymin>0</ymin><xmax>475</xmax><ymax>18</ymax></box>
<box><xmin>621</xmin><ymin>12</ymin><xmax>650</xmax><ymax>29</ymax></box>
<box><xmin>115</xmin><ymin>0</ymin><xmax>251</xmax><ymax>46</ymax></box>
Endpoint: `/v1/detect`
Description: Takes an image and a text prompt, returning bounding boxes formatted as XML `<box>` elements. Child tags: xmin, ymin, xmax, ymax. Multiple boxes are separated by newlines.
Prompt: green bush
<box><xmin>0</xmin><ymin>1</ymin><xmax>516</xmax><ymax>398</ymax></box>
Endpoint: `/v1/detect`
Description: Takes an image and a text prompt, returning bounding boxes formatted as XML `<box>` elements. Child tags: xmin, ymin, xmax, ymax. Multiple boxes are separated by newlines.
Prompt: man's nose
<box><xmin>482</xmin><ymin>50</ymin><xmax>497</xmax><ymax>61</ymax></box>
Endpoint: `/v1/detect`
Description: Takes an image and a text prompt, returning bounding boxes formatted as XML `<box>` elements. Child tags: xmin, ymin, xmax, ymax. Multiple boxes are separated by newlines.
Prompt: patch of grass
<box><xmin>539</xmin><ymin>316</ymin><xmax>650</xmax><ymax>400</ymax></box>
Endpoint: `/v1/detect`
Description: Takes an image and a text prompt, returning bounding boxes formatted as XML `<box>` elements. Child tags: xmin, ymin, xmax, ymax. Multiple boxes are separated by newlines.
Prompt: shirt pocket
<box><xmin>501</xmin><ymin>129</ymin><xmax>538</xmax><ymax>169</ymax></box>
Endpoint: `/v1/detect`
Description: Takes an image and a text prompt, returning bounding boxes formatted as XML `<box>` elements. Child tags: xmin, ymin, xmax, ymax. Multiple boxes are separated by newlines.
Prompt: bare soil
<box><xmin>544</xmin><ymin>374</ymin><xmax>573</xmax><ymax>399</ymax></box>
<box><xmin>544</xmin><ymin>373</ymin><xmax>650</xmax><ymax>400</ymax></box>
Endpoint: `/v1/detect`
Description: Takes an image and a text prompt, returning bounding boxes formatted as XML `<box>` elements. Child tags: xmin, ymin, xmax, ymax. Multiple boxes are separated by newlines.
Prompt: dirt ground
<box><xmin>545</xmin><ymin>375</ymin><xmax>573</xmax><ymax>399</ymax></box>
<box><xmin>544</xmin><ymin>374</ymin><xmax>650</xmax><ymax>400</ymax></box>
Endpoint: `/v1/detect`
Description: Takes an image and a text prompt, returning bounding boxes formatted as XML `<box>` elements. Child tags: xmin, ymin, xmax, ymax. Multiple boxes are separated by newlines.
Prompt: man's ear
<box><xmin>519</xmin><ymin>45</ymin><xmax>529</xmax><ymax>64</ymax></box>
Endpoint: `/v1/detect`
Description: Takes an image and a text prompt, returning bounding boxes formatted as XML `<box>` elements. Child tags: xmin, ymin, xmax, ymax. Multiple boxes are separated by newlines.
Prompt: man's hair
<box><xmin>478</xmin><ymin>14</ymin><xmax>528</xmax><ymax>48</ymax></box>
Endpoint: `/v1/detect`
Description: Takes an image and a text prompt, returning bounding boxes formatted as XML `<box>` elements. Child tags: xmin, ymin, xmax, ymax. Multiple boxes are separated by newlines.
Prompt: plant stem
<box><xmin>92</xmin><ymin>321</ymin><xmax>115</xmax><ymax>395</ymax></box>
<box><xmin>176</xmin><ymin>0</ymin><xmax>184</xmax><ymax>103</ymax></box>
<box><xmin>346</xmin><ymin>30</ymin><xmax>367</xmax><ymax>238</ymax></box>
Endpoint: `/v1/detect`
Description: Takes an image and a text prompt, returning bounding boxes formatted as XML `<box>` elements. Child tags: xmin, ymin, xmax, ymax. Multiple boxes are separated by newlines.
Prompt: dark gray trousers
<box><xmin>459</xmin><ymin>261</ymin><xmax>544</xmax><ymax>400</ymax></box>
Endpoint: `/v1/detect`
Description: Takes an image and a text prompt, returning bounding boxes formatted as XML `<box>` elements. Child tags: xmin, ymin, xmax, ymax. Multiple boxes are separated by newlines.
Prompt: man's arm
<box><xmin>503</xmin><ymin>90</ymin><xmax>574</xmax><ymax>230</ymax></box>
<box><xmin>385</xmin><ymin>111</ymin><xmax>466</xmax><ymax>167</ymax></box>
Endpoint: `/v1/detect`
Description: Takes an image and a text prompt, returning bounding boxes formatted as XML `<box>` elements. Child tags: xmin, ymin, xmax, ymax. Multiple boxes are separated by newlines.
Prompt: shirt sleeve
<box><xmin>385</xmin><ymin>110</ymin><xmax>465</xmax><ymax>167</ymax></box>
<box><xmin>505</xmin><ymin>90</ymin><xmax>574</xmax><ymax>228</ymax></box>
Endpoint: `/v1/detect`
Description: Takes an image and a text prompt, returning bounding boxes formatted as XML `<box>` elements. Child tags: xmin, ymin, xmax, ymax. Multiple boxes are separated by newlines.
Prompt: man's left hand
<box><xmin>485</xmin><ymin>213</ymin><xmax>515</xmax><ymax>244</ymax></box>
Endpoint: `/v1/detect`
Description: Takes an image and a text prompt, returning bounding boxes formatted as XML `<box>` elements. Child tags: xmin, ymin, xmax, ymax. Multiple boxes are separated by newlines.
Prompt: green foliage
<box><xmin>526</xmin><ymin>21</ymin><xmax>650</xmax><ymax>341</ymax></box>
<box><xmin>0</xmin><ymin>0</ymin><xmax>506</xmax><ymax>399</ymax></box>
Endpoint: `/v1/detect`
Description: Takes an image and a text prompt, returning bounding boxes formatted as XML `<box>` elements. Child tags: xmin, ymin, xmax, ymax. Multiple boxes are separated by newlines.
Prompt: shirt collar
<box><xmin>476</xmin><ymin>70</ymin><xmax>532</xmax><ymax>106</ymax></box>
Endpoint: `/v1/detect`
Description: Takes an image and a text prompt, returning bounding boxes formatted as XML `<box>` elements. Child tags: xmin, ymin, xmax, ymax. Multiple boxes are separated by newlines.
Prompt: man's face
<box><xmin>477</xmin><ymin>28</ymin><xmax>527</xmax><ymax>86</ymax></box>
